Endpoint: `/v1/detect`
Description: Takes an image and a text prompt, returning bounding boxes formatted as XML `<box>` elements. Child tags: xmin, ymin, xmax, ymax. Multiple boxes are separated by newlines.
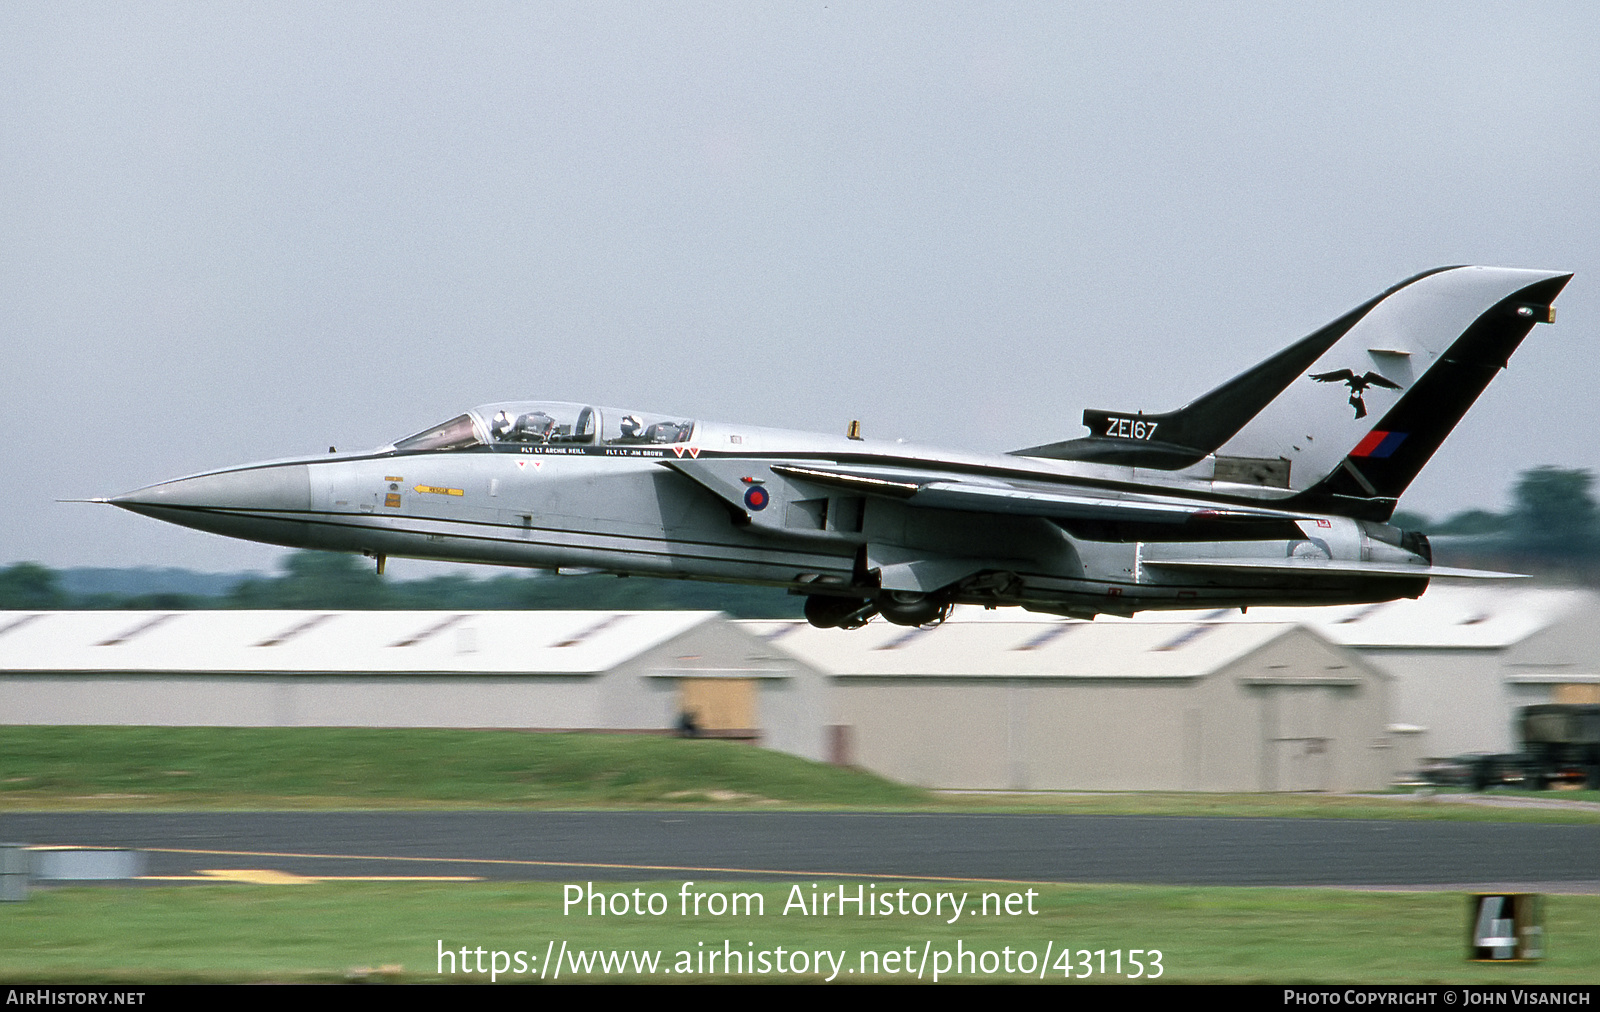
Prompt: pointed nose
<box><xmin>112</xmin><ymin>464</ymin><xmax>312</xmax><ymax>542</ymax></box>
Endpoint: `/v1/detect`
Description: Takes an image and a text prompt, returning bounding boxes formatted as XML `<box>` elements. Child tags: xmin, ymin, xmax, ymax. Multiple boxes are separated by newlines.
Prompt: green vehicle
<box><xmin>1437</xmin><ymin>705</ymin><xmax>1600</xmax><ymax>791</ymax></box>
<box><xmin>1517</xmin><ymin>704</ymin><xmax>1600</xmax><ymax>791</ymax></box>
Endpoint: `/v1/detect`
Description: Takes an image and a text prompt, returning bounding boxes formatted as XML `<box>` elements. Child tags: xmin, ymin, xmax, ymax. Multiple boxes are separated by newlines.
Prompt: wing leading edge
<box><xmin>662</xmin><ymin>457</ymin><xmax>1310</xmax><ymax>544</ymax></box>
<box><xmin>766</xmin><ymin>463</ymin><xmax>1303</xmax><ymax>526</ymax></box>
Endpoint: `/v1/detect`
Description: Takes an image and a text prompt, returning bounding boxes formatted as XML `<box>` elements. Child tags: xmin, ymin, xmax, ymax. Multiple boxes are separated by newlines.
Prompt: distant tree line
<box><xmin>1393</xmin><ymin>466</ymin><xmax>1600</xmax><ymax>563</ymax></box>
<box><xmin>0</xmin><ymin>551</ymin><xmax>804</xmax><ymax>617</ymax></box>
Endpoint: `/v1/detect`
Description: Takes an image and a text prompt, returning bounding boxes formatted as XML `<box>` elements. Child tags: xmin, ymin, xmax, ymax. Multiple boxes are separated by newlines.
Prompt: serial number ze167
<box><xmin>1103</xmin><ymin>416</ymin><xmax>1159</xmax><ymax>441</ymax></box>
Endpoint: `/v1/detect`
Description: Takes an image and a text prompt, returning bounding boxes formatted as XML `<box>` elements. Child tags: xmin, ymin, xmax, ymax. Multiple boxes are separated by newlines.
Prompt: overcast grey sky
<box><xmin>5</xmin><ymin>3</ymin><xmax>1599</xmax><ymax>576</ymax></box>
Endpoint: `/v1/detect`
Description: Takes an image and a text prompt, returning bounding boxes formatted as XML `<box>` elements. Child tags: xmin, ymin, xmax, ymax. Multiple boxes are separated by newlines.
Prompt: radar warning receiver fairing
<box><xmin>109</xmin><ymin>266</ymin><xmax>1571</xmax><ymax>629</ymax></box>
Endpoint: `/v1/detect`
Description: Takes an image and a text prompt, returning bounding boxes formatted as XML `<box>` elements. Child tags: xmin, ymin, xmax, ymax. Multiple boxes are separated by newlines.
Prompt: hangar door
<box><xmin>1262</xmin><ymin>683</ymin><xmax>1336</xmax><ymax>792</ymax></box>
<box><xmin>679</xmin><ymin>678</ymin><xmax>757</xmax><ymax>735</ymax></box>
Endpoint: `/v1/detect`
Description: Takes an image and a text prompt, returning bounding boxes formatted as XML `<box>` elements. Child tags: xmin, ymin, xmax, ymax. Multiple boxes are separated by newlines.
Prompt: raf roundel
<box><xmin>743</xmin><ymin>485</ymin><xmax>770</xmax><ymax>511</ymax></box>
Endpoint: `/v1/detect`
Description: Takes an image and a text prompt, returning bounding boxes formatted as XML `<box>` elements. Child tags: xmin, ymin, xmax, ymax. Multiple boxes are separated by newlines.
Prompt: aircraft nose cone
<box><xmin>113</xmin><ymin>464</ymin><xmax>312</xmax><ymax>513</ymax></box>
<box><xmin>111</xmin><ymin>464</ymin><xmax>313</xmax><ymax>541</ymax></box>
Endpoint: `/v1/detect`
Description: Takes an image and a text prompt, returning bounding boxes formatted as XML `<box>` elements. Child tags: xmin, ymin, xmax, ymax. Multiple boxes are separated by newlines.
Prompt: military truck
<box><xmin>1420</xmin><ymin>704</ymin><xmax>1600</xmax><ymax>791</ymax></box>
<box><xmin>1516</xmin><ymin>703</ymin><xmax>1600</xmax><ymax>790</ymax></box>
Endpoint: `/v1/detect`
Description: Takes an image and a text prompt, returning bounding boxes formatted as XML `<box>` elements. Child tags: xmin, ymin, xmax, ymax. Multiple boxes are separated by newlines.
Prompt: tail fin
<box><xmin>1016</xmin><ymin>266</ymin><xmax>1571</xmax><ymax>521</ymax></box>
<box><xmin>1013</xmin><ymin>267</ymin><xmax>1462</xmax><ymax>468</ymax></box>
<box><xmin>1285</xmin><ymin>267</ymin><xmax>1571</xmax><ymax>519</ymax></box>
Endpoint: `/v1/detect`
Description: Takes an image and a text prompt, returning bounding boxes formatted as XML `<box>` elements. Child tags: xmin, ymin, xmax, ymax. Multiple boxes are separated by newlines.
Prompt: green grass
<box><xmin>0</xmin><ymin>726</ymin><xmax>925</xmax><ymax>809</ymax></box>
<box><xmin>0</xmin><ymin>727</ymin><xmax>1595</xmax><ymax>821</ymax></box>
<box><xmin>3</xmin><ymin>881</ymin><xmax>1596</xmax><ymax>983</ymax></box>
<box><xmin>4</xmin><ymin>728</ymin><xmax>1595</xmax><ymax>983</ymax></box>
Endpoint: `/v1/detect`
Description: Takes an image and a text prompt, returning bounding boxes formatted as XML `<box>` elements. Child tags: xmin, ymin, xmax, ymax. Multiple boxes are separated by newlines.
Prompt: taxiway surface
<box><xmin>6</xmin><ymin>812</ymin><xmax>1600</xmax><ymax>889</ymax></box>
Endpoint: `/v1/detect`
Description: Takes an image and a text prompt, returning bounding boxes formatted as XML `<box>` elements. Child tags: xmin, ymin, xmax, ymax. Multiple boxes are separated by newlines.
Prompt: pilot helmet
<box><xmin>620</xmin><ymin>415</ymin><xmax>642</xmax><ymax>437</ymax></box>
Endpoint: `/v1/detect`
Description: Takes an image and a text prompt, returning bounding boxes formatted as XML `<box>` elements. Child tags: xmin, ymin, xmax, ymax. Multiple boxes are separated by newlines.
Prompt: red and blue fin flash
<box><xmin>1349</xmin><ymin>430</ymin><xmax>1408</xmax><ymax>459</ymax></box>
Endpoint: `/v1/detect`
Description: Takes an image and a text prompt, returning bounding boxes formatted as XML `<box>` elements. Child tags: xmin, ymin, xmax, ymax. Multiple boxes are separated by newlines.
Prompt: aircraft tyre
<box><xmin>877</xmin><ymin>591</ymin><xmax>952</xmax><ymax>628</ymax></box>
<box><xmin>804</xmin><ymin>595</ymin><xmax>876</xmax><ymax>630</ymax></box>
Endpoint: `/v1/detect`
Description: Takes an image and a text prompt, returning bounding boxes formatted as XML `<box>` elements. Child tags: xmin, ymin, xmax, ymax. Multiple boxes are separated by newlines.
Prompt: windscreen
<box><xmin>392</xmin><ymin>413</ymin><xmax>484</xmax><ymax>453</ymax></box>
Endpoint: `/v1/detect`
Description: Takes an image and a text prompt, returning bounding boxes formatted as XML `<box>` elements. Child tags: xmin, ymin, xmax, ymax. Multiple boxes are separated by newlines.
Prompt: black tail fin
<box><xmin>1292</xmin><ymin>269</ymin><xmax>1571</xmax><ymax>519</ymax></box>
<box><xmin>1017</xmin><ymin>266</ymin><xmax>1572</xmax><ymax>524</ymax></box>
<box><xmin>1012</xmin><ymin>267</ymin><xmax>1459</xmax><ymax>469</ymax></box>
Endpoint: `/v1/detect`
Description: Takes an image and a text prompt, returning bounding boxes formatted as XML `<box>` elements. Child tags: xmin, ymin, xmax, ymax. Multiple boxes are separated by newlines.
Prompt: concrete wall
<box><xmin>0</xmin><ymin>672</ymin><xmax>601</xmax><ymax>729</ymax></box>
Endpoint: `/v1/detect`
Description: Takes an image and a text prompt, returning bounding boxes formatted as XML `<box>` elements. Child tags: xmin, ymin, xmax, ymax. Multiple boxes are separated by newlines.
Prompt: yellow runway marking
<box><xmin>139</xmin><ymin>869</ymin><xmax>482</xmax><ymax>885</ymax></box>
<box><xmin>135</xmin><ymin>846</ymin><xmax>1057</xmax><ymax>887</ymax></box>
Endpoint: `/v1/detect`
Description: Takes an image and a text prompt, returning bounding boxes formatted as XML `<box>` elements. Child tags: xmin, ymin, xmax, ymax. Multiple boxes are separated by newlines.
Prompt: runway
<box><xmin>7</xmin><ymin>811</ymin><xmax>1600</xmax><ymax>889</ymax></box>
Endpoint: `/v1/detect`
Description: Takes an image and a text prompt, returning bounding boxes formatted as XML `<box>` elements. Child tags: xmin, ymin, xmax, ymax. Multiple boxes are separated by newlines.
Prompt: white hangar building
<box><xmin>1095</xmin><ymin>585</ymin><xmax>1600</xmax><ymax>756</ymax></box>
<box><xmin>747</xmin><ymin>614</ymin><xmax>1396</xmax><ymax>792</ymax></box>
<box><xmin>6</xmin><ymin>584</ymin><xmax>1596</xmax><ymax>793</ymax></box>
<box><xmin>0</xmin><ymin>610</ymin><xmax>830</xmax><ymax>763</ymax></box>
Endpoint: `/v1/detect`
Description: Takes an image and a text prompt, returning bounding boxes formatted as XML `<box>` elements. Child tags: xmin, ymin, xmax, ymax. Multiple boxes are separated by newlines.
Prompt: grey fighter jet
<box><xmin>109</xmin><ymin>265</ymin><xmax>1570</xmax><ymax>629</ymax></box>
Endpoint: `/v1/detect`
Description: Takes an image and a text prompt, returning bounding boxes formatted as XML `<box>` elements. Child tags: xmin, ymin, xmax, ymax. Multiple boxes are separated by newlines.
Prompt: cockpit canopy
<box><xmin>390</xmin><ymin>402</ymin><xmax>695</xmax><ymax>453</ymax></box>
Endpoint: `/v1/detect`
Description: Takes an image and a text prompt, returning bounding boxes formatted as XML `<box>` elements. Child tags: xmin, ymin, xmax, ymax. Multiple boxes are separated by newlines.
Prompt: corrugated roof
<box><xmin>1116</xmin><ymin>585</ymin><xmax>1591</xmax><ymax>649</ymax></box>
<box><xmin>4</xmin><ymin>585</ymin><xmax>1577</xmax><ymax>679</ymax></box>
<box><xmin>927</xmin><ymin>585</ymin><xmax>1595</xmax><ymax>650</ymax></box>
<box><xmin>0</xmin><ymin>611</ymin><xmax>721</xmax><ymax>675</ymax></box>
<box><xmin>739</xmin><ymin>617</ymin><xmax>1308</xmax><ymax>678</ymax></box>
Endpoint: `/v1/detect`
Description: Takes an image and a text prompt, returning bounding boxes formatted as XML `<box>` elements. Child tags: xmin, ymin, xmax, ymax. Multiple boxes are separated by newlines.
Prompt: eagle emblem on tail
<box><xmin>1310</xmin><ymin>369</ymin><xmax>1403</xmax><ymax>419</ymax></box>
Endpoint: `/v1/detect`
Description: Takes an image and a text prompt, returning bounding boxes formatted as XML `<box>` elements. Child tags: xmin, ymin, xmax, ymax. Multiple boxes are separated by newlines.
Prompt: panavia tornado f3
<box><xmin>110</xmin><ymin>266</ymin><xmax>1571</xmax><ymax>629</ymax></box>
